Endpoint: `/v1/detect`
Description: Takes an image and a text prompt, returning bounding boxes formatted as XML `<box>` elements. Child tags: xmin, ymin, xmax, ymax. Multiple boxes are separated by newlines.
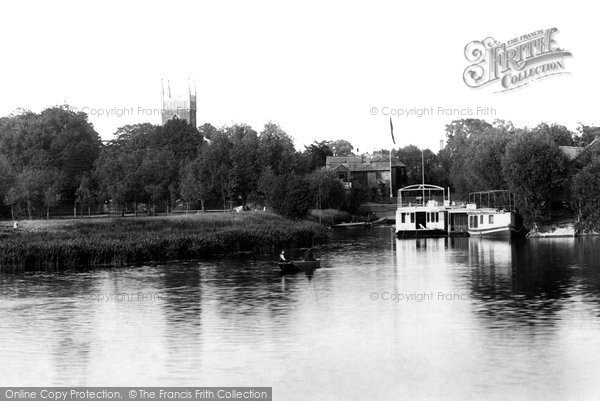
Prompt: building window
<box><xmin>376</xmin><ymin>171</ymin><xmax>382</xmax><ymax>180</ymax></box>
<box><xmin>489</xmin><ymin>215</ymin><xmax>494</xmax><ymax>224</ymax></box>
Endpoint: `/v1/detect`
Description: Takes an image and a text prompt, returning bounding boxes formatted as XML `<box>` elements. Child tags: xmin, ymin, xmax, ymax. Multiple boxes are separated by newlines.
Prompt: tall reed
<box><xmin>0</xmin><ymin>213</ymin><xmax>328</xmax><ymax>271</ymax></box>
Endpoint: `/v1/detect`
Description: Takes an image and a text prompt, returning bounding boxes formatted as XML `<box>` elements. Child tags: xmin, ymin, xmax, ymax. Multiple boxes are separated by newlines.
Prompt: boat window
<box><xmin>436</xmin><ymin>213</ymin><xmax>439</xmax><ymax>222</ymax></box>
<box><xmin>480</xmin><ymin>215</ymin><xmax>484</xmax><ymax>224</ymax></box>
<box><xmin>410</xmin><ymin>213</ymin><xmax>415</xmax><ymax>223</ymax></box>
<box><xmin>427</xmin><ymin>213</ymin><xmax>430</xmax><ymax>222</ymax></box>
<box><xmin>489</xmin><ymin>215</ymin><xmax>494</xmax><ymax>224</ymax></box>
<box><xmin>401</xmin><ymin>213</ymin><xmax>405</xmax><ymax>223</ymax></box>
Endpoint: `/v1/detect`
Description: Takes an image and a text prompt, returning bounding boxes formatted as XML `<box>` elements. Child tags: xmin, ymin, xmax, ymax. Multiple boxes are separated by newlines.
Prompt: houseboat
<box><xmin>395</xmin><ymin>186</ymin><xmax>521</xmax><ymax>239</ymax></box>
<box><xmin>395</xmin><ymin>184</ymin><xmax>449</xmax><ymax>238</ymax></box>
<box><xmin>464</xmin><ymin>190</ymin><xmax>521</xmax><ymax>239</ymax></box>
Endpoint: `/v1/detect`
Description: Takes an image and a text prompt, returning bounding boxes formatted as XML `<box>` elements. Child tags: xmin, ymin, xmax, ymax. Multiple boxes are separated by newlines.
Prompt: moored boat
<box><xmin>395</xmin><ymin>186</ymin><xmax>521</xmax><ymax>239</ymax></box>
<box><xmin>332</xmin><ymin>221</ymin><xmax>369</xmax><ymax>228</ymax></box>
<box><xmin>465</xmin><ymin>191</ymin><xmax>521</xmax><ymax>239</ymax></box>
<box><xmin>395</xmin><ymin>184</ymin><xmax>449</xmax><ymax>238</ymax></box>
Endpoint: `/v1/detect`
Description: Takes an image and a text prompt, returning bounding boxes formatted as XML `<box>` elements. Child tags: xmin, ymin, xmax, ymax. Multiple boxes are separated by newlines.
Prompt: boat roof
<box><xmin>399</xmin><ymin>184</ymin><xmax>445</xmax><ymax>192</ymax></box>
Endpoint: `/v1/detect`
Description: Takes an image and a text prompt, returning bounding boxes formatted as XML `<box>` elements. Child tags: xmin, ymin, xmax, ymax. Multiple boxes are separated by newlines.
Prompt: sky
<box><xmin>0</xmin><ymin>0</ymin><xmax>595</xmax><ymax>152</ymax></box>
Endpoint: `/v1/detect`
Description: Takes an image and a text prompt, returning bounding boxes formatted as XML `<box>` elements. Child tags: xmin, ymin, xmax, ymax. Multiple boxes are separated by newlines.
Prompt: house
<box><xmin>554</xmin><ymin>136</ymin><xmax>600</xmax><ymax>204</ymax></box>
<box><xmin>325</xmin><ymin>153</ymin><xmax>406</xmax><ymax>196</ymax></box>
<box><xmin>559</xmin><ymin>136</ymin><xmax>600</xmax><ymax>166</ymax></box>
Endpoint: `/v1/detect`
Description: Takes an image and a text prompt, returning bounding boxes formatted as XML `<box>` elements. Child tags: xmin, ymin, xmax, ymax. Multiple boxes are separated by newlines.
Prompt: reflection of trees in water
<box><xmin>201</xmin><ymin>257</ymin><xmax>328</xmax><ymax>325</ymax></box>
<box><xmin>571</xmin><ymin>238</ymin><xmax>600</xmax><ymax>299</ymax></box>
<box><xmin>0</xmin><ymin>272</ymin><xmax>98</xmax><ymax>384</ymax></box>
<box><xmin>462</xmin><ymin>239</ymin><xmax>582</xmax><ymax>328</ymax></box>
<box><xmin>159</xmin><ymin>262</ymin><xmax>203</xmax><ymax>371</ymax></box>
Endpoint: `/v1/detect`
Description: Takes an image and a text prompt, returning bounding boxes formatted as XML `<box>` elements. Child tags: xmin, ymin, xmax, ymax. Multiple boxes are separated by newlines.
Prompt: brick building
<box><xmin>325</xmin><ymin>154</ymin><xmax>406</xmax><ymax>195</ymax></box>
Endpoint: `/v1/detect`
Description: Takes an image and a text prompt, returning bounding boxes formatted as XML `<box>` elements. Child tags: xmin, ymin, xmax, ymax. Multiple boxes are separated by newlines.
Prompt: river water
<box><xmin>1</xmin><ymin>227</ymin><xmax>600</xmax><ymax>400</ymax></box>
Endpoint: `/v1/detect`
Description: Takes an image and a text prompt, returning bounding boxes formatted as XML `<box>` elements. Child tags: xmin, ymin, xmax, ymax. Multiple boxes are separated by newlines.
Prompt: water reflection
<box><xmin>1</xmin><ymin>230</ymin><xmax>600</xmax><ymax>399</ymax></box>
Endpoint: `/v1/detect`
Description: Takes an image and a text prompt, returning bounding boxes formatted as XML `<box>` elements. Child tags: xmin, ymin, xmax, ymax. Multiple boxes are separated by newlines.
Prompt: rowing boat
<box><xmin>278</xmin><ymin>260</ymin><xmax>321</xmax><ymax>274</ymax></box>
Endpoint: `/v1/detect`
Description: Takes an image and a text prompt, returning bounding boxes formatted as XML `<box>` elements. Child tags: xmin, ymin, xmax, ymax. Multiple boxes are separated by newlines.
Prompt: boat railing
<box><xmin>468</xmin><ymin>190</ymin><xmax>515</xmax><ymax>211</ymax></box>
<box><xmin>397</xmin><ymin>195</ymin><xmax>446</xmax><ymax>208</ymax></box>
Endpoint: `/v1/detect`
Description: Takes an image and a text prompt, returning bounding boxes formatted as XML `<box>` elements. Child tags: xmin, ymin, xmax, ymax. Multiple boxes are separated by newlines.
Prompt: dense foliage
<box><xmin>2</xmin><ymin>106</ymin><xmax>600</xmax><ymax>229</ymax></box>
<box><xmin>572</xmin><ymin>159</ymin><xmax>600</xmax><ymax>231</ymax></box>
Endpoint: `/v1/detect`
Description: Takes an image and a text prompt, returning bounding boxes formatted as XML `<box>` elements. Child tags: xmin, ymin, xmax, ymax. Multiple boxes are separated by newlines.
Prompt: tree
<box><xmin>271</xmin><ymin>176</ymin><xmax>313</xmax><ymax>219</ymax></box>
<box><xmin>348</xmin><ymin>181</ymin><xmax>368</xmax><ymax>214</ymax></box>
<box><xmin>308</xmin><ymin>169</ymin><xmax>346</xmax><ymax>210</ymax></box>
<box><xmin>302</xmin><ymin>140</ymin><xmax>333</xmax><ymax>171</ymax></box>
<box><xmin>257</xmin><ymin>166</ymin><xmax>278</xmax><ymax>208</ymax></box>
<box><xmin>140</xmin><ymin>149</ymin><xmax>177</xmax><ymax>215</ymax></box>
<box><xmin>464</xmin><ymin>127</ymin><xmax>512</xmax><ymax>191</ymax></box>
<box><xmin>572</xmin><ymin>159</ymin><xmax>600</xmax><ymax>231</ymax></box>
<box><xmin>0</xmin><ymin>106</ymin><xmax>101</xmax><ymax>204</ymax></box>
<box><xmin>10</xmin><ymin>168</ymin><xmax>64</xmax><ymax>219</ymax></box>
<box><xmin>0</xmin><ymin>155</ymin><xmax>15</xmax><ymax>215</ymax></box>
<box><xmin>180</xmin><ymin>151</ymin><xmax>213</xmax><ymax>212</ymax></box>
<box><xmin>75</xmin><ymin>175</ymin><xmax>94</xmax><ymax>216</ymax></box>
<box><xmin>502</xmin><ymin>130</ymin><xmax>568</xmax><ymax>225</ymax></box>
<box><xmin>258</xmin><ymin>122</ymin><xmax>297</xmax><ymax>175</ymax></box>
<box><xmin>40</xmin><ymin>169</ymin><xmax>65</xmax><ymax>219</ymax></box>
<box><xmin>155</xmin><ymin>119</ymin><xmax>203</xmax><ymax>164</ymax></box>
<box><xmin>531</xmin><ymin>123</ymin><xmax>574</xmax><ymax>146</ymax></box>
<box><xmin>330</xmin><ymin>139</ymin><xmax>355</xmax><ymax>156</ymax></box>
<box><xmin>228</xmin><ymin>124</ymin><xmax>262</xmax><ymax>206</ymax></box>
<box><xmin>94</xmin><ymin>145</ymin><xmax>144</xmax><ymax>216</ymax></box>
<box><xmin>576</xmin><ymin>124</ymin><xmax>600</xmax><ymax>146</ymax></box>
<box><xmin>439</xmin><ymin>119</ymin><xmax>514</xmax><ymax>195</ymax></box>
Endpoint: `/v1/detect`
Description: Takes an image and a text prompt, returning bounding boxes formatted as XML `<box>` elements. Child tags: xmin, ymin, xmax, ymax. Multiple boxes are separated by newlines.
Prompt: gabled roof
<box><xmin>559</xmin><ymin>146</ymin><xmax>583</xmax><ymax>160</ymax></box>
<box><xmin>559</xmin><ymin>135</ymin><xmax>600</xmax><ymax>161</ymax></box>
<box><xmin>325</xmin><ymin>155</ymin><xmax>405</xmax><ymax>172</ymax></box>
<box><xmin>326</xmin><ymin>156</ymin><xmax>364</xmax><ymax>165</ymax></box>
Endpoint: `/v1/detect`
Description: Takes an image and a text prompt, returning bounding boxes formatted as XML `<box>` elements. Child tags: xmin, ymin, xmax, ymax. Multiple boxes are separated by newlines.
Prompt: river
<box><xmin>1</xmin><ymin>227</ymin><xmax>600</xmax><ymax>400</ymax></box>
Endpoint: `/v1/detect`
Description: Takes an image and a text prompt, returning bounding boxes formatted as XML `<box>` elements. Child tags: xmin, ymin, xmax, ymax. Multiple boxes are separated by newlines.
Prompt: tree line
<box><xmin>2</xmin><ymin>107</ymin><xmax>600</xmax><ymax>229</ymax></box>
<box><xmin>399</xmin><ymin>119</ymin><xmax>600</xmax><ymax>229</ymax></box>
<box><xmin>0</xmin><ymin>107</ymin><xmax>361</xmax><ymax>220</ymax></box>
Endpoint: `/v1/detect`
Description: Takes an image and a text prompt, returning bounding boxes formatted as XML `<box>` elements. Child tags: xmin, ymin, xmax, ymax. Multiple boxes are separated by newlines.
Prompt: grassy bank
<box><xmin>0</xmin><ymin>212</ymin><xmax>329</xmax><ymax>271</ymax></box>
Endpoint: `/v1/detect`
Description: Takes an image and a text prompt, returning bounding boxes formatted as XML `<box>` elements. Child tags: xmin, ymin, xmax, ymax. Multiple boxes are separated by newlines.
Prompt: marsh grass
<box><xmin>0</xmin><ymin>213</ymin><xmax>328</xmax><ymax>271</ymax></box>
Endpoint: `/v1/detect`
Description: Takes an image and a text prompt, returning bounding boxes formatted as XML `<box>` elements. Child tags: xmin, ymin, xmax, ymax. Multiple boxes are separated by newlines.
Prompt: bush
<box><xmin>502</xmin><ymin>131</ymin><xmax>568</xmax><ymax>225</ymax></box>
<box><xmin>572</xmin><ymin>159</ymin><xmax>600</xmax><ymax>231</ymax></box>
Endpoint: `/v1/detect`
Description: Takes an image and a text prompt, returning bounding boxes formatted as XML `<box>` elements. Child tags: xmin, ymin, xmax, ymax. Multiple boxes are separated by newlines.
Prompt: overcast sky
<box><xmin>0</xmin><ymin>0</ymin><xmax>594</xmax><ymax>152</ymax></box>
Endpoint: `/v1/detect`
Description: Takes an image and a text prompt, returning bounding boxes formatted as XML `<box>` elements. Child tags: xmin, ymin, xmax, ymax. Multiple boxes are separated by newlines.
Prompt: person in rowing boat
<box><xmin>279</xmin><ymin>250</ymin><xmax>287</xmax><ymax>262</ymax></box>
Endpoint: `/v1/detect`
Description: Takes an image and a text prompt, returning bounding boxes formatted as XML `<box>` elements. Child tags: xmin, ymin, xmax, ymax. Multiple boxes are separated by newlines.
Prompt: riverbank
<box><xmin>0</xmin><ymin>212</ymin><xmax>329</xmax><ymax>271</ymax></box>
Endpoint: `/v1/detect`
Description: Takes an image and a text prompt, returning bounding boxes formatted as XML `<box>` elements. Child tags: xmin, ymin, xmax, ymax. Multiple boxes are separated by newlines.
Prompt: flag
<box><xmin>390</xmin><ymin>117</ymin><xmax>396</xmax><ymax>145</ymax></box>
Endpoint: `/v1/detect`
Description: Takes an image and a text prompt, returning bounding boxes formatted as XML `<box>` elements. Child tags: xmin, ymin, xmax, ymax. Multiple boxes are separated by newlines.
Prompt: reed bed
<box><xmin>0</xmin><ymin>213</ymin><xmax>328</xmax><ymax>271</ymax></box>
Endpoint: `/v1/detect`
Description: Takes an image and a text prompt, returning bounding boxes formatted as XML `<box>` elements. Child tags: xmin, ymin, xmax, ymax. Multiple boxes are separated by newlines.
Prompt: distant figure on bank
<box><xmin>279</xmin><ymin>250</ymin><xmax>287</xmax><ymax>262</ymax></box>
<box><xmin>303</xmin><ymin>248</ymin><xmax>316</xmax><ymax>261</ymax></box>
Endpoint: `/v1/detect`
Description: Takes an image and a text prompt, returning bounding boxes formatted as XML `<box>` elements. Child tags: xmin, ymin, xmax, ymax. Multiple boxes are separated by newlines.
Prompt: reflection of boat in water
<box><xmin>278</xmin><ymin>260</ymin><xmax>321</xmax><ymax>274</ymax></box>
<box><xmin>395</xmin><ymin>186</ymin><xmax>521</xmax><ymax>239</ymax></box>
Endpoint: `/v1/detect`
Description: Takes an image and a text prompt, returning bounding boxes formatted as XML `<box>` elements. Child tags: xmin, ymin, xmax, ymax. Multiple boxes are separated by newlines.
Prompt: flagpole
<box><xmin>389</xmin><ymin>147</ymin><xmax>393</xmax><ymax>198</ymax></box>
<box><xmin>421</xmin><ymin>148</ymin><xmax>425</xmax><ymax>206</ymax></box>
<box><xmin>389</xmin><ymin>117</ymin><xmax>395</xmax><ymax>199</ymax></box>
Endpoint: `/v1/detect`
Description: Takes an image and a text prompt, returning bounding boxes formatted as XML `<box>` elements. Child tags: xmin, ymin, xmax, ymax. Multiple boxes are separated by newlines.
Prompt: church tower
<box><xmin>161</xmin><ymin>79</ymin><xmax>197</xmax><ymax>127</ymax></box>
